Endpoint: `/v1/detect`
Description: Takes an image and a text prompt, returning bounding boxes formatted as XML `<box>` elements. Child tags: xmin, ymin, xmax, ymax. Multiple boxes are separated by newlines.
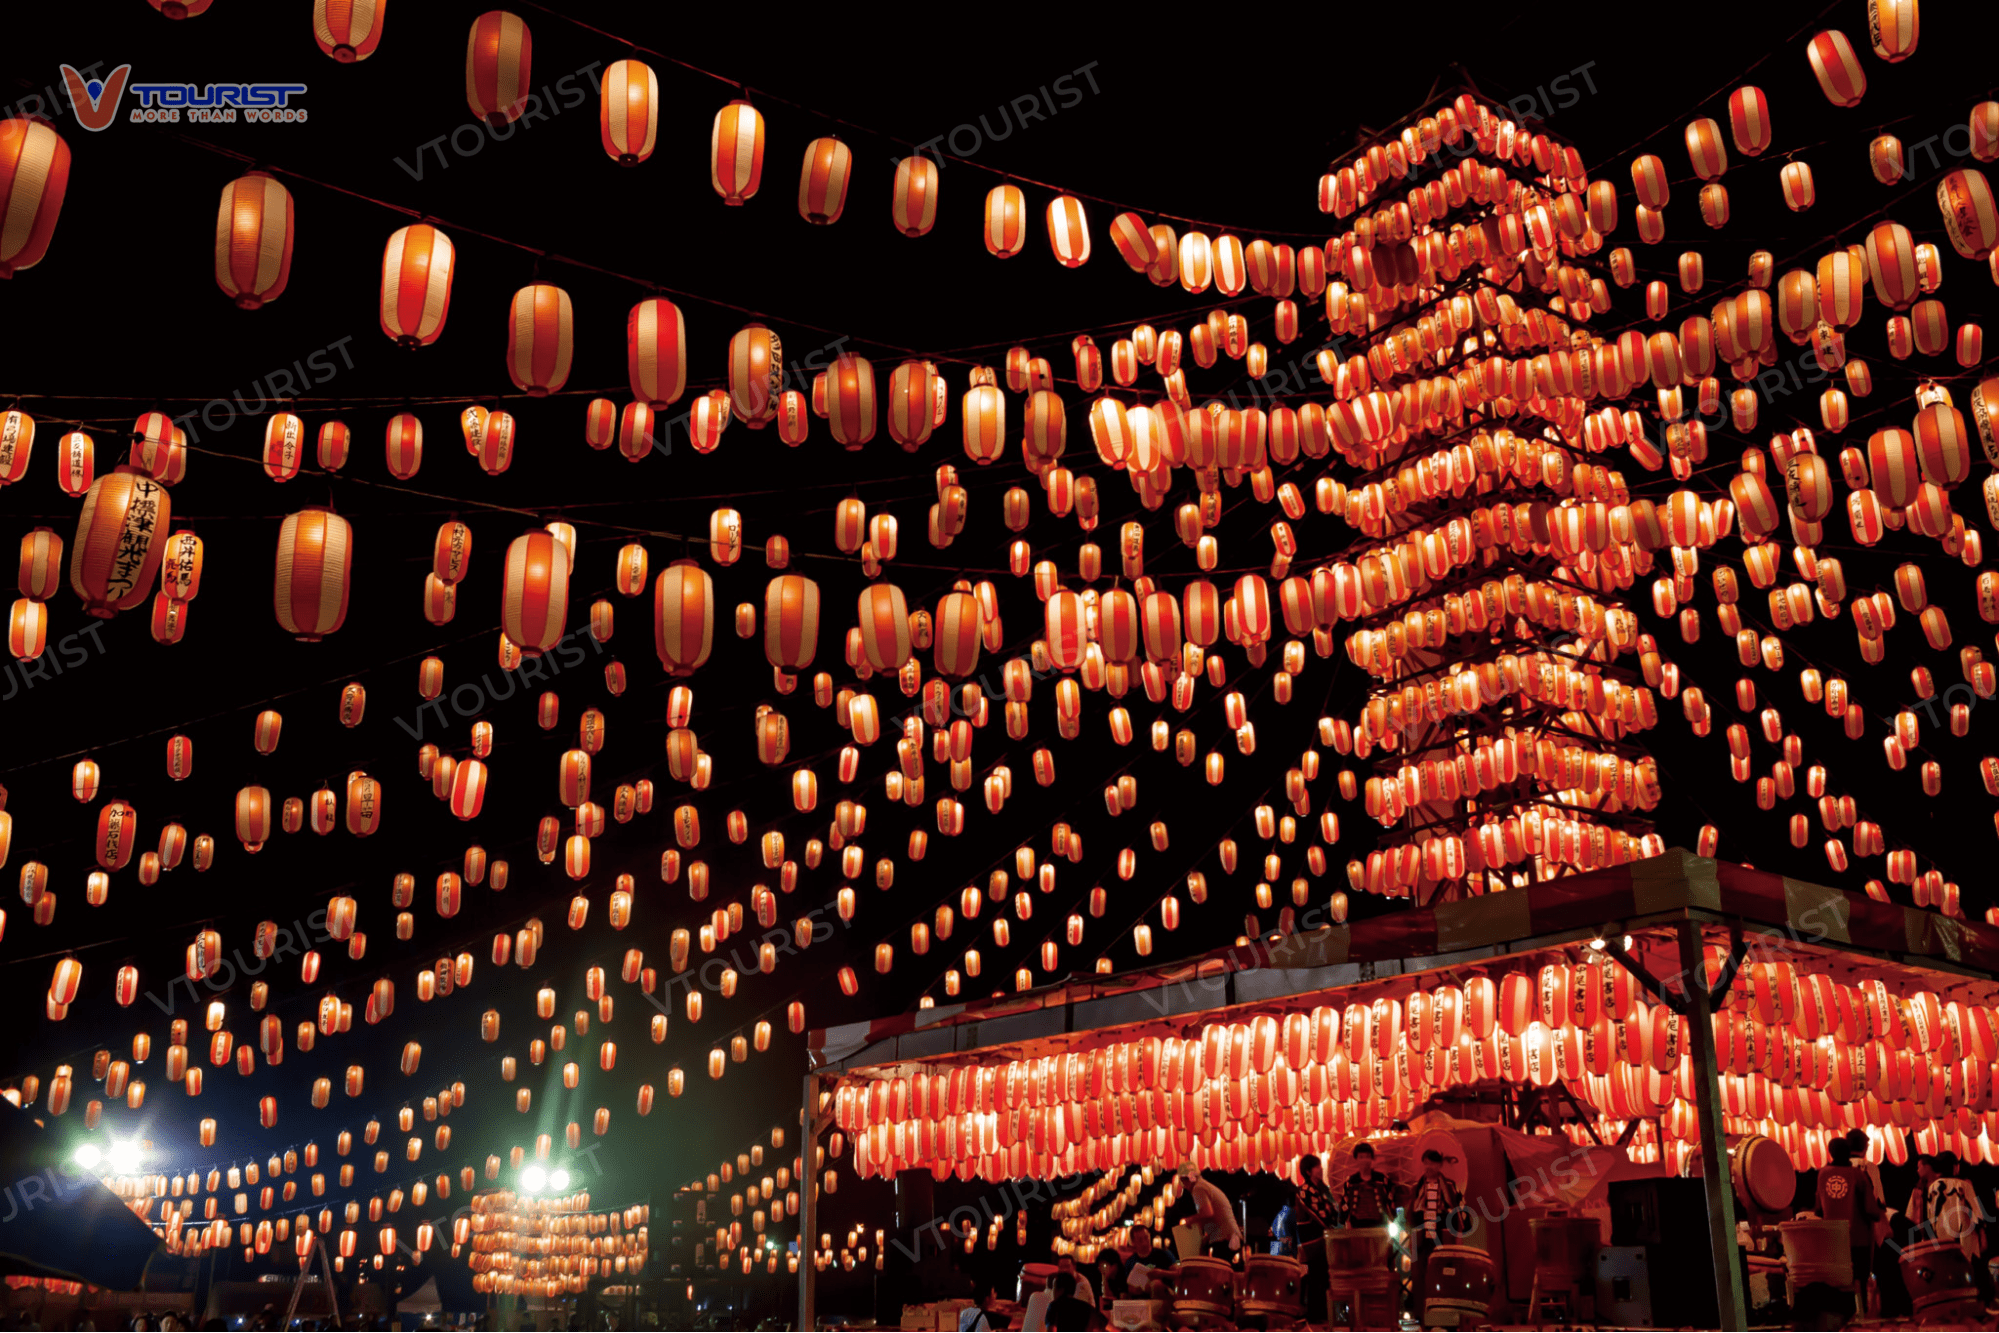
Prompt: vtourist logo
<box><xmin>60</xmin><ymin>64</ymin><xmax>309</xmax><ymax>128</ymax></box>
<box><xmin>57</xmin><ymin>64</ymin><xmax>131</xmax><ymax>131</ymax></box>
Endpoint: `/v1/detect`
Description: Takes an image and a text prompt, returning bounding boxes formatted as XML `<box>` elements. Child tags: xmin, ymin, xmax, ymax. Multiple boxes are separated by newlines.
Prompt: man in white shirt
<box><xmin>959</xmin><ymin>1277</ymin><xmax>998</xmax><ymax>1331</ymax></box>
<box><xmin>1178</xmin><ymin>1162</ymin><xmax>1242</xmax><ymax>1258</ymax></box>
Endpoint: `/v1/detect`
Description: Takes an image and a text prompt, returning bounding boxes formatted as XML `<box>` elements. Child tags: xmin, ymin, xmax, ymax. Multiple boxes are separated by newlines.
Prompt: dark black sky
<box><xmin>1</xmin><ymin>0</ymin><xmax>1992</xmax><ymax>1291</ymax></box>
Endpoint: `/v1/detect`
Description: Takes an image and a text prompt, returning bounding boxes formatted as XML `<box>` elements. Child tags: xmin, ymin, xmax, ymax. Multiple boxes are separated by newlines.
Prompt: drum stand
<box><xmin>1523</xmin><ymin>1271</ymin><xmax>1591</xmax><ymax>1328</ymax></box>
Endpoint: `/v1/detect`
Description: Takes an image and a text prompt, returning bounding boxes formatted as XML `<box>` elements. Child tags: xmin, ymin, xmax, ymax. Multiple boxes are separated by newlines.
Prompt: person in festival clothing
<box><xmin>1291</xmin><ymin>1154</ymin><xmax>1337</xmax><ymax>1322</ymax></box>
<box><xmin>1336</xmin><ymin>1143</ymin><xmax>1397</xmax><ymax>1228</ymax></box>
<box><xmin>1407</xmin><ymin>1150</ymin><xmax>1465</xmax><ymax>1273</ymax></box>
<box><xmin>1814</xmin><ymin>1135</ymin><xmax>1879</xmax><ymax>1314</ymax></box>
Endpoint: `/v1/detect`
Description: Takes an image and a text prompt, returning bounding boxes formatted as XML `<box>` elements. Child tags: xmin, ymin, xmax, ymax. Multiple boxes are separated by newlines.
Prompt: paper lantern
<box><xmin>711</xmin><ymin>100</ymin><xmax>765</xmax><ymax>204</ymax></box>
<box><xmin>214</xmin><ymin>173</ymin><xmax>294</xmax><ymax>309</ymax></box>
<box><xmin>887</xmin><ymin>361</ymin><xmax>935</xmax><ymax>449</ymax></box>
<box><xmin>501</xmin><ymin>531</ymin><xmax>569</xmax><ymax>656</ymax></box>
<box><xmin>0</xmin><ymin>410</ymin><xmax>30</xmax><ymax>486</ymax></box>
<box><xmin>599</xmin><ymin>59</ymin><xmax>658</xmax><ymax>165</ymax></box>
<box><xmin>314</xmin><ymin>0</ymin><xmax>387</xmax><ymax>61</ymax></box>
<box><xmin>654</xmin><ymin>561</ymin><xmax>714</xmax><ymax>676</ymax></box>
<box><xmin>826</xmin><ymin>353</ymin><xmax>876</xmax><ymax>448</ymax></box>
<box><xmin>763</xmin><ymin>575</ymin><xmax>819</xmax><ymax>670</ymax></box>
<box><xmin>892</xmin><ymin>157</ymin><xmax>939</xmax><ymax>237</ymax></box>
<box><xmin>317</xmin><ymin>421</ymin><xmax>350</xmax><ymax>470</ymax></box>
<box><xmin>17</xmin><ymin>527</ymin><xmax>60</xmax><ymax>600</ymax></box>
<box><xmin>1727</xmin><ymin>86</ymin><xmax>1771</xmax><ymax>156</ymax></box>
<box><xmin>71</xmin><ymin>469</ymin><xmax>172</xmax><ymax>618</ymax></box>
<box><xmin>273</xmin><ymin>508</ymin><xmax>352</xmax><ymax>640</ymax></box>
<box><xmin>380</xmin><ymin>225</ymin><xmax>454</xmax><ymax>347</ymax></box>
<box><xmin>784</xmin><ymin>134</ymin><xmax>857</xmax><ymax>228</ymax></box>
<box><xmin>962</xmin><ymin>385</ymin><xmax>1005</xmax><ymax>464</ymax></box>
<box><xmin>1868</xmin><ymin>0</ymin><xmax>1919</xmax><ymax>61</ymax></box>
<box><xmin>1937</xmin><ymin>170</ymin><xmax>1998</xmax><ymax>261</ymax></box>
<box><xmin>627</xmin><ymin>299</ymin><xmax>686</xmax><ymax>407</ymax></box>
<box><xmin>984</xmin><ymin>184</ymin><xmax>1026</xmax><ymax>258</ymax></box>
<box><xmin>857</xmin><ymin>584</ymin><xmax>911</xmax><ymax>672</ymax></box>
<box><xmin>255</xmin><ymin>411</ymin><xmax>304</xmax><ymax>483</ymax></box>
<box><xmin>727</xmin><ymin>324</ymin><xmax>784</xmax><ymax>427</ymax></box>
<box><xmin>465</xmin><ymin>11</ymin><xmax>532</xmax><ymax>125</ymax></box>
<box><xmin>506</xmin><ymin>283</ymin><xmax>574</xmax><ymax>395</ymax></box>
<box><xmin>1045</xmin><ymin>195</ymin><xmax>1090</xmax><ymax>268</ymax></box>
<box><xmin>1806</xmin><ymin>30</ymin><xmax>1866</xmax><ymax>107</ymax></box>
<box><xmin>0</xmin><ymin>117</ymin><xmax>71</xmax><ymax>278</ymax></box>
<box><xmin>55</xmin><ymin>431</ymin><xmax>92</xmax><ymax>497</ymax></box>
<box><xmin>1864</xmin><ymin>221</ymin><xmax>1919</xmax><ymax>310</ymax></box>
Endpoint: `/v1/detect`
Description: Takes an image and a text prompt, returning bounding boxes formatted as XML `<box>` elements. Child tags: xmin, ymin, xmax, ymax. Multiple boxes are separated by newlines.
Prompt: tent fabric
<box><xmin>396</xmin><ymin>1274</ymin><xmax>441</xmax><ymax>1314</ymax></box>
<box><xmin>810</xmin><ymin>848</ymin><xmax>1999</xmax><ymax>1068</ymax></box>
<box><xmin>0</xmin><ymin>1098</ymin><xmax>165</xmax><ymax>1289</ymax></box>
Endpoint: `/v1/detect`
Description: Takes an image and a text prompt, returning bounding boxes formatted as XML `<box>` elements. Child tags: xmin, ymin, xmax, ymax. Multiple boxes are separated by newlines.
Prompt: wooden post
<box><xmin>799</xmin><ymin>1071</ymin><xmax>820</xmax><ymax>1332</ymax></box>
<box><xmin>1676</xmin><ymin>918</ymin><xmax>1746</xmax><ymax>1330</ymax></box>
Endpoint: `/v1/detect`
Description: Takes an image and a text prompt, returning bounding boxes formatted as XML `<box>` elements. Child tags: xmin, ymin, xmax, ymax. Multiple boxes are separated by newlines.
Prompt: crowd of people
<box><xmin>948</xmin><ymin>1148</ymin><xmax>1464</xmax><ymax>1329</ymax></box>
<box><xmin>1809</xmin><ymin>1127</ymin><xmax>1992</xmax><ymax>1318</ymax></box>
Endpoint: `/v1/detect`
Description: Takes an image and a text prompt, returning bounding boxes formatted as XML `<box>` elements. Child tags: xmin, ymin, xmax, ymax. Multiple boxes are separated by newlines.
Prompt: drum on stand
<box><xmin>1422</xmin><ymin>1244</ymin><xmax>1496</xmax><ymax>1325</ymax></box>
<box><xmin>1325</xmin><ymin>1228</ymin><xmax>1397</xmax><ymax>1329</ymax></box>
<box><xmin>1240</xmin><ymin>1253</ymin><xmax>1308</xmax><ymax>1320</ymax></box>
<box><xmin>1684</xmin><ymin>1133</ymin><xmax>1797</xmax><ymax>1216</ymax></box>
<box><xmin>1325</xmin><ymin>1227</ymin><xmax>1393</xmax><ymax>1278</ymax></box>
<box><xmin>1779</xmin><ymin>1218</ymin><xmax>1854</xmax><ymax>1290</ymax></box>
<box><xmin>1171</xmin><ymin>1255</ymin><xmax>1238</xmax><ymax>1327</ymax></box>
<box><xmin>1016</xmin><ymin>1262</ymin><xmax>1057</xmax><ymax>1304</ymax></box>
<box><xmin>1899</xmin><ymin>1236</ymin><xmax>1982</xmax><ymax>1326</ymax></box>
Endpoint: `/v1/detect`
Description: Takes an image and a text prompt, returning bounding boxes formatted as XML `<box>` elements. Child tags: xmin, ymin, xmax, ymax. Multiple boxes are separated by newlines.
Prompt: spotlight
<box><xmin>107</xmin><ymin>1141</ymin><xmax>141</xmax><ymax>1172</ymax></box>
<box><xmin>548</xmin><ymin>1168</ymin><xmax>570</xmax><ymax>1190</ymax></box>
<box><xmin>520</xmin><ymin>1165</ymin><xmax>547</xmax><ymax>1194</ymax></box>
<box><xmin>72</xmin><ymin>1144</ymin><xmax>101</xmax><ymax>1170</ymax></box>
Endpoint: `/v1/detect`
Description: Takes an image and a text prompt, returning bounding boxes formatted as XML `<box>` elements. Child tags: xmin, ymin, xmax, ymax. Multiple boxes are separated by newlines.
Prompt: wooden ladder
<box><xmin>281</xmin><ymin>1229</ymin><xmax>342</xmax><ymax>1329</ymax></box>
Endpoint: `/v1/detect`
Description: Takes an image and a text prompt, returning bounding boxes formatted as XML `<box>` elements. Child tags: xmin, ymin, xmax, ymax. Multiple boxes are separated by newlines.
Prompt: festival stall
<box><xmin>807</xmin><ymin>849</ymin><xmax>1999</xmax><ymax>1328</ymax></box>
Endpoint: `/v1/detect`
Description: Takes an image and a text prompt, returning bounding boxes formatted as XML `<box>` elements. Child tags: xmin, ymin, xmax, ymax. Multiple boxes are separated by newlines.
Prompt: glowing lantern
<box><xmin>892</xmin><ymin>157</ymin><xmax>939</xmax><ymax>237</ymax></box>
<box><xmin>0</xmin><ymin>411</ymin><xmax>31</xmax><ymax>486</ymax></box>
<box><xmin>826</xmin><ymin>354</ymin><xmax>877</xmax><ymax>448</ymax></box>
<box><xmin>0</xmin><ymin>117</ymin><xmax>70</xmax><ymax>278</ymax></box>
<box><xmin>627</xmin><ymin>299</ymin><xmax>686</xmax><ymax>407</ymax></box>
<box><xmin>712</xmin><ymin>100</ymin><xmax>765</xmax><ymax>204</ymax></box>
<box><xmin>214</xmin><ymin>173</ymin><xmax>294</xmax><ymax>309</ymax></box>
<box><xmin>500</xmin><ymin>531</ymin><xmax>569</xmax><ymax>656</ymax></box>
<box><xmin>764</xmin><ymin>575</ymin><xmax>820</xmax><ymax>670</ymax></box>
<box><xmin>273</xmin><ymin>508</ymin><xmax>352</xmax><ymax>640</ymax></box>
<box><xmin>1045</xmin><ymin>195</ymin><xmax>1090</xmax><ymax>267</ymax></box>
<box><xmin>506</xmin><ymin>283</ymin><xmax>573</xmax><ymax>395</ymax></box>
<box><xmin>729</xmin><ymin>325</ymin><xmax>784</xmax><ymax>427</ymax></box>
<box><xmin>313</xmin><ymin>0</ymin><xmax>386</xmax><ymax>60</ymax></box>
<box><xmin>1727</xmin><ymin>86</ymin><xmax>1771</xmax><ymax>155</ymax></box>
<box><xmin>465</xmin><ymin>11</ymin><xmax>532</xmax><ymax>125</ymax></box>
<box><xmin>654</xmin><ymin>561</ymin><xmax>715</xmax><ymax>676</ymax></box>
<box><xmin>799</xmin><ymin>137</ymin><xmax>853</xmax><ymax>224</ymax></box>
<box><xmin>1805</xmin><ymin>30</ymin><xmax>1866</xmax><ymax>107</ymax></box>
<box><xmin>599</xmin><ymin>59</ymin><xmax>658</xmax><ymax>165</ymax></box>
<box><xmin>379</xmin><ymin>225</ymin><xmax>455</xmax><ymax>347</ymax></box>
<box><xmin>71</xmin><ymin>470</ymin><xmax>172</xmax><ymax>618</ymax></box>
<box><xmin>984</xmin><ymin>185</ymin><xmax>1026</xmax><ymax>257</ymax></box>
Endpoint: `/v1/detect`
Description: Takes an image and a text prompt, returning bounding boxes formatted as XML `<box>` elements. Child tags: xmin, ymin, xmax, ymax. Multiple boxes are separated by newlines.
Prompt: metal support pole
<box><xmin>1676</xmin><ymin>918</ymin><xmax>1746</xmax><ymax>1331</ymax></box>
<box><xmin>799</xmin><ymin>1071</ymin><xmax>820</xmax><ymax>1332</ymax></box>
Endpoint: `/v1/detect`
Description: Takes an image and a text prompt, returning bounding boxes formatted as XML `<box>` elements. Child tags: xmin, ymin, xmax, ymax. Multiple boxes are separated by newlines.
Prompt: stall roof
<box><xmin>0</xmin><ymin>1099</ymin><xmax>165</xmax><ymax>1290</ymax></box>
<box><xmin>810</xmin><ymin>848</ymin><xmax>1999</xmax><ymax>1073</ymax></box>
